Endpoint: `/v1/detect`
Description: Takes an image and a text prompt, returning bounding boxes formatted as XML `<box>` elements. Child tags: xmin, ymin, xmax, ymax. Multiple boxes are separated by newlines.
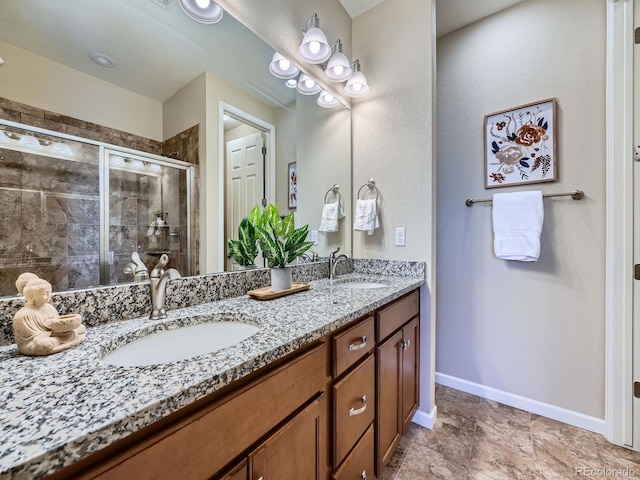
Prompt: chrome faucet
<box><xmin>149</xmin><ymin>254</ymin><xmax>181</xmax><ymax>320</ymax></box>
<box><xmin>329</xmin><ymin>247</ymin><xmax>349</xmax><ymax>280</ymax></box>
<box><xmin>300</xmin><ymin>249</ymin><xmax>319</xmax><ymax>263</ymax></box>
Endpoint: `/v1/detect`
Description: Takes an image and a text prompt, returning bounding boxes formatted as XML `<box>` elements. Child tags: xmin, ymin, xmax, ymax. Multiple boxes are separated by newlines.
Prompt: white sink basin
<box><xmin>335</xmin><ymin>279</ymin><xmax>388</xmax><ymax>289</ymax></box>
<box><xmin>102</xmin><ymin>321</ymin><xmax>260</xmax><ymax>367</ymax></box>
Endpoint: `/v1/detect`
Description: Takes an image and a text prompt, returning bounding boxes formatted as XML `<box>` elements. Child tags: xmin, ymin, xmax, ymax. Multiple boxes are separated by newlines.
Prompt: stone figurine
<box><xmin>13</xmin><ymin>274</ymin><xmax>86</xmax><ymax>356</ymax></box>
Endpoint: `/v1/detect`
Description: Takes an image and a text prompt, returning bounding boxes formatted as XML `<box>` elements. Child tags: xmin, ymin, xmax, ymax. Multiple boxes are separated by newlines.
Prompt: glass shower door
<box><xmin>104</xmin><ymin>149</ymin><xmax>192</xmax><ymax>285</ymax></box>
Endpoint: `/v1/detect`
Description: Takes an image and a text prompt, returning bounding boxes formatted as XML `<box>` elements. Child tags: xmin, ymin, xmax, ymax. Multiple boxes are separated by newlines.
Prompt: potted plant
<box><xmin>254</xmin><ymin>203</ymin><xmax>314</xmax><ymax>291</ymax></box>
<box><xmin>227</xmin><ymin>206</ymin><xmax>260</xmax><ymax>269</ymax></box>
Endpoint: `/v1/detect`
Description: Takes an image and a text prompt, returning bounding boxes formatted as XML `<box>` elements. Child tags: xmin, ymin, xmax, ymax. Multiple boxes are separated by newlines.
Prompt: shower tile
<box><xmin>68</xmin><ymin>255</ymin><xmax>100</xmax><ymax>289</ymax></box>
<box><xmin>67</xmin><ymin>162</ymin><xmax>99</xmax><ymax>195</ymax></box>
<box><xmin>74</xmin><ymin>143</ymin><xmax>100</xmax><ymax>165</ymax></box>
<box><xmin>0</xmin><ymin>105</ymin><xmax>21</xmax><ymax>123</ymax></box>
<box><xmin>0</xmin><ymin>263</ymin><xmax>22</xmax><ymax>297</ymax></box>
<box><xmin>0</xmin><ymin>98</ymin><xmax>42</xmax><ymax>118</ymax></box>
<box><xmin>44</xmin><ymin>194</ymin><xmax>68</xmax><ymax>225</ymax></box>
<box><xmin>137</xmin><ymin>197</ymin><xmax>151</xmax><ymax>226</ymax></box>
<box><xmin>20</xmin><ymin>113</ymin><xmax>67</xmax><ymax>134</ymax></box>
<box><xmin>0</xmin><ymin>225</ymin><xmax>21</xmax><ymax>257</ymax></box>
<box><xmin>109</xmin><ymin>225</ymin><xmax>138</xmax><ymax>254</ymax></box>
<box><xmin>44</xmin><ymin>111</ymin><xmax>88</xmax><ymax>130</ymax></box>
<box><xmin>67</xmin><ymin>197</ymin><xmax>99</xmax><ymax>225</ymax></box>
<box><xmin>109</xmin><ymin>196</ymin><xmax>138</xmax><ymax>226</ymax></box>
<box><xmin>67</xmin><ymin>224</ymin><xmax>99</xmax><ymax>256</ymax></box>
<box><xmin>0</xmin><ymin>149</ymin><xmax>23</xmax><ymax>188</ymax></box>
<box><xmin>21</xmin><ymin>154</ymin><xmax>68</xmax><ymax>192</ymax></box>
<box><xmin>22</xmin><ymin>222</ymin><xmax>67</xmax><ymax>258</ymax></box>
<box><xmin>21</xmin><ymin>191</ymin><xmax>44</xmax><ymax>224</ymax></box>
<box><xmin>0</xmin><ymin>190</ymin><xmax>21</xmax><ymax>224</ymax></box>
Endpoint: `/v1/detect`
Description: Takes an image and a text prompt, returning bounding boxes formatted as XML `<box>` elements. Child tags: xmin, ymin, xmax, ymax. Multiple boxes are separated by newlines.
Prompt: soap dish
<box><xmin>247</xmin><ymin>282</ymin><xmax>310</xmax><ymax>300</ymax></box>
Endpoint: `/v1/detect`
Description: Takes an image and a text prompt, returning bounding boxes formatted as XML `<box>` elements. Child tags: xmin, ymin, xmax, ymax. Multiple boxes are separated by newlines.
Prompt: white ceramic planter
<box><xmin>270</xmin><ymin>266</ymin><xmax>292</xmax><ymax>292</ymax></box>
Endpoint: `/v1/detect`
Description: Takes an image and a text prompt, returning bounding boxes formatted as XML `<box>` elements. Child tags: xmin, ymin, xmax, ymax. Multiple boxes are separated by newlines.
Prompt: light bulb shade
<box><xmin>345</xmin><ymin>71</ymin><xmax>370</xmax><ymax>97</ymax></box>
<box><xmin>299</xmin><ymin>27</ymin><xmax>331</xmax><ymax>63</ymax></box>
<box><xmin>110</xmin><ymin>155</ymin><xmax>125</xmax><ymax>167</ymax></box>
<box><xmin>269</xmin><ymin>52</ymin><xmax>299</xmax><ymax>79</ymax></box>
<box><xmin>51</xmin><ymin>142</ymin><xmax>73</xmax><ymax>156</ymax></box>
<box><xmin>317</xmin><ymin>90</ymin><xmax>340</xmax><ymax>108</ymax></box>
<box><xmin>325</xmin><ymin>52</ymin><xmax>352</xmax><ymax>82</ymax></box>
<box><xmin>19</xmin><ymin>134</ymin><xmax>42</xmax><ymax>150</ymax></box>
<box><xmin>130</xmin><ymin>160</ymin><xmax>145</xmax><ymax>170</ymax></box>
<box><xmin>296</xmin><ymin>73</ymin><xmax>322</xmax><ymax>95</ymax></box>
<box><xmin>148</xmin><ymin>163</ymin><xmax>163</xmax><ymax>173</ymax></box>
<box><xmin>285</xmin><ymin>77</ymin><xmax>299</xmax><ymax>88</ymax></box>
<box><xmin>178</xmin><ymin>0</ymin><xmax>223</xmax><ymax>24</ymax></box>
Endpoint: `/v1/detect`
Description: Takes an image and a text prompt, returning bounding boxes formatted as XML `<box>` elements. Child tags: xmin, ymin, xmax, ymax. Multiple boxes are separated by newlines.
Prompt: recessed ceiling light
<box><xmin>88</xmin><ymin>52</ymin><xmax>116</xmax><ymax>68</ymax></box>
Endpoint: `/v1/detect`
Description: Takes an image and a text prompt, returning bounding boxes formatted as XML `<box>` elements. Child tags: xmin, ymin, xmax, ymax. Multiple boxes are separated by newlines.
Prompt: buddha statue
<box><xmin>13</xmin><ymin>275</ymin><xmax>86</xmax><ymax>356</ymax></box>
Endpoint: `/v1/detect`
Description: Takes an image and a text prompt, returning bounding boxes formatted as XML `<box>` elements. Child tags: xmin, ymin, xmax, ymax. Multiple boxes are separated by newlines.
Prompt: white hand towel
<box><xmin>319</xmin><ymin>202</ymin><xmax>340</xmax><ymax>232</ymax></box>
<box><xmin>146</xmin><ymin>219</ymin><xmax>157</xmax><ymax>236</ymax></box>
<box><xmin>492</xmin><ymin>191</ymin><xmax>544</xmax><ymax>262</ymax></box>
<box><xmin>353</xmin><ymin>199</ymin><xmax>379</xmax><ymax>235</ymax></box>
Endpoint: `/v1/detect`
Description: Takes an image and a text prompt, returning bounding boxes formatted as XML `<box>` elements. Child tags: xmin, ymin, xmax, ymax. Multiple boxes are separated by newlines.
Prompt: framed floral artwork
<box><xmin>484</xmin><ymin>98</ymin><xmax>557</xmax><ymax>188</ymax></box>
<box><xmin>288</xmin><ymin>161</ymin><xmax>297</xmax><ymax>209</ymax></box>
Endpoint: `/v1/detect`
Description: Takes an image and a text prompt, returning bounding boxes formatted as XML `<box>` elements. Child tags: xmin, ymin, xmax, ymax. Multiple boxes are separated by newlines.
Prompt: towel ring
<box><xmin>357</xmin><ymin>179</ymin><xmax>379</xmax><ymax>201</ymax></box>
<box><xmin>324</xmin><ymin>184</ymin><xmax>342</xmax><ymax>204</ymax></box>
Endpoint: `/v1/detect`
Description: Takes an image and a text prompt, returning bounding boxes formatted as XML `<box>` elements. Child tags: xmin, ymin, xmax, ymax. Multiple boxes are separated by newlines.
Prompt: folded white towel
<box><xmin>318</xmin><ymin>201</ymin><xmax>344</xmax><ymax>232</ymax></box>
<box><xmin>146</xmin><ymin>219</ymin><xmax>157</xmax><ymax>236</ymax></box>
<box><xmin>492</xmin><ymin>191</ymin><xmax>544</xmax><ymax>262</ymax></box>
<box><xmin>353</xmin><ymin>199</ymin><xmax>379</xmax><ymax>235</ymax></box>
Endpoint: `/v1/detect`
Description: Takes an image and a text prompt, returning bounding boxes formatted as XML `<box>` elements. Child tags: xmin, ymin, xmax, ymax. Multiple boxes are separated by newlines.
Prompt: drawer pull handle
<box><xmin>349</xmin><ymin>395</ymin><xmax>367</xmax><ymax>416</ymax></box>
<box><xmin>349</xmin><ymin>336</ymin><xmax>367</xmax><ymax>352</ymax></box>
<box><xmin>361</xmin><ymin>471</ymin><xmax>367</xmax><ymax>480</ymax></box>
<box><xmin>400</xmin><ymin>339</ymin><xmax>411</xmax><ymax>351</ymax></box>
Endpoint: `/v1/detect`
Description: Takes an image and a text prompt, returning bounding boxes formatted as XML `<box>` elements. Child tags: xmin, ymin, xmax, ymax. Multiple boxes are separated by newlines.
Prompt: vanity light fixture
<box><xmin>130</xmin><ymin>159</ymin><xmax>146</xmax><ymax>170</ymax></box>
<box><xmin>109</xmin><ymin>155</ymin><xmax>125</xmax><ymax>167</ymax></box>
<box><xmin>317</xmin><ymin>90</ymin><xmax>340</xmax><ymax>108</ymax></box>
<box><xmin>296</xmin><ymin>73</ymin><xmax>322</xmax><ymax>95</ymax></box>
<box><xmin>325</xmin><ymin>40</ymin><xmax>352</xmax><ymax>82</ymax></box>
<box><xmin>285</xmin><ymin>76</ymin><xmax>299</xmax><ymax>88</ymax></box>
<box><xmin>344</xmin><ymin>59</ymin><xmax>370</xmax><ymax>97</ymax></box>
<box><xmin>148</xmin><ymin>163</ymin><xmax>163</xmax><ymax>173</ymax></box>
<box><xmin>269</xmin><ymin>52</ymin><xmax>299</xmax><ymax>79</ymax></box>
<box><xmin>0</xmin><ymin>130</ymin><xmax>8</xmax><ymax>143</ymax></box>
<box><xmin>51</xmin><ymin>142</ymin><xmax>73</xmax><ymax>156</ymax></box>
<box><xmin>299</xmin><ymin>13</ymin><xmax>331</xmax><ymax>64</ymax></box>
<box><xmin>178</xmin><ymin>0</ymin><xmax>223</xmax><ymax>24</ymax></box>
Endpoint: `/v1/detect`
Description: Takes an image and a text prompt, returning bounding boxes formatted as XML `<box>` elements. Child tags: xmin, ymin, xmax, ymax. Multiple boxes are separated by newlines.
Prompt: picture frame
<box><xmin>484</xmin><ymin>98</ymin><xmax>557</xmax><ymax>189</ymax></box>
<box><xmin>287</xmin><ymin>161</ymin><xmax>297</xmax><ymax>209</ymax></box>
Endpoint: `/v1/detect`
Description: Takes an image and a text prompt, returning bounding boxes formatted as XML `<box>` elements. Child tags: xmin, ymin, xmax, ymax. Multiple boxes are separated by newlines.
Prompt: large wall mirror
<box><xmin>0</xmin><ymin>0</ymin><xmax>352</xmax><ymax>297</ymax></box>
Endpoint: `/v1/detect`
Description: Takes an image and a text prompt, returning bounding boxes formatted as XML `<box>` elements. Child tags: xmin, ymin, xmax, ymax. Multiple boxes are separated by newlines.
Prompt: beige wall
<box><xmin>0</xmin><ymin>41</ymin><xmax>163</xmax><ymax>141</ymax></box>
<box><xmin>352</xmin><ymin>0</ymin><xmax>436</xmax><ymax>420</ymax></box>
<box><xmin>436</xmin><ymin>0</ymin><xmax>606</xmax><ymax>418</ymax></box>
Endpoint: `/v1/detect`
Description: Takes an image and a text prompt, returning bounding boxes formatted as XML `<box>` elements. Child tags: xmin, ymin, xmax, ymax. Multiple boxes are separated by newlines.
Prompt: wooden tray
<box><xmin>247</xmin><ymin>282</ymin><xmax>310</xmax><ymax>300</ymax></box>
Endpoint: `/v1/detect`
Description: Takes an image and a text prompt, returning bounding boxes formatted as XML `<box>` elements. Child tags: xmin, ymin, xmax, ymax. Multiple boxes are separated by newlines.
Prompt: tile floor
<box><xmin>380</xmin><ymin>385</ymin><xmax>640</xmax><ymax>479</ymax></box>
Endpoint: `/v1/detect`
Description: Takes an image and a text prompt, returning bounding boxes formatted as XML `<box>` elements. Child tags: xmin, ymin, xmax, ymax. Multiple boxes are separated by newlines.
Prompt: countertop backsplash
<box><xmin>0</xmin><ymin>258</ymin><xmax>424</xmax><ymax>346</ymax></box>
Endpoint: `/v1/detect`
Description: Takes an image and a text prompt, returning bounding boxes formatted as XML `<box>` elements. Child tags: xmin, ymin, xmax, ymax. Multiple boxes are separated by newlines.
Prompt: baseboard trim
<box><xmin>435</xmin><ymin>372</ymin><xmax>605</xmax><ymax>435</ymax></box>
<box><xmin>412</xmin><ymin>405</ymin><xmax>437</xmax><ymax>430</ymax></box>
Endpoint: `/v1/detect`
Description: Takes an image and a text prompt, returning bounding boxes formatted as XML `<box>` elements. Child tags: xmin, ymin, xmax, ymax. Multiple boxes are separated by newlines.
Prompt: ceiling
<box><xmin>0</xmin><ymin>0</ymin><xmax>524</xmax><ymax>107</ymax></box>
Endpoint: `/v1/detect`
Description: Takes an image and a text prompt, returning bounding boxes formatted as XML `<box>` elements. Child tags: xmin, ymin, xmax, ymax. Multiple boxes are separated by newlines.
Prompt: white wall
<box><xmin>436</xmin><ymin>0</ymin><xmax>606</xmax><ymax>419</ymax></box>
<box><xmin>352</xmin><ymin>0</ymin><xmax>436</xmax><ymax>423</ymax></box>
<box><xmin>0</xmin><ymin>41</ymin><xmax>163</xmax><ymax>141</ymax></box>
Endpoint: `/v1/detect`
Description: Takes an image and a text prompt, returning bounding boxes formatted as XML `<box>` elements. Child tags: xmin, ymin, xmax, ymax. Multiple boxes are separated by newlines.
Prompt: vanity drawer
<box><xmin>332</xmin><ymin>354</ymin><xmax>375</xmax><ymax>468</ymax></box>
<box><xmin>377</xmin><ymin>291</ymin><xmax>419</xmax><ymax>342</ymax></box>
<box><xmin>331</xmin><ymin>423</ymin><xmax>375</xmax><ymax>480</ymax></box>
<box><xmin>332</xmin><ymin>315</ymin><xmax>375</xmax><ymax>378</ymax></box>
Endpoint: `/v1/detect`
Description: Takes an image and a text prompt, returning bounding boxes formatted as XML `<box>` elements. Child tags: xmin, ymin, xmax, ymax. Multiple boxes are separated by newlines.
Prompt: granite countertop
<box><xmin>0</xmin><ymin>273</ymin><xmax>424</xmax><ymax>479</ymax></box>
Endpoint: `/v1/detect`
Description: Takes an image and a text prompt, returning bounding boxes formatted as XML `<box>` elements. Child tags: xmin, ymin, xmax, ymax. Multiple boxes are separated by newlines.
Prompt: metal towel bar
<box><xmin>465</xmin><ymin>189</ymin><xmax>584</xmax><ymax>207</ymax></box>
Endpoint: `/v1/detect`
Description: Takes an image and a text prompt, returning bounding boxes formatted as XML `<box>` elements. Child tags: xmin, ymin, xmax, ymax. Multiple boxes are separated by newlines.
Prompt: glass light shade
<box><xmin>148</xmin><ymin>163</ymin><xmax>163</xmax><ymax>173</ymax></box>
<box><xmin>51</xmin><ymin>142</ymin><xmax>73</xmax><ymax>156</ymax></box>
<box><xmin>296</xmin><ymin>73</ymin><xmax>322</xmax><ymax>95</ymax></box>
<box><xmin>130</xmin><ymin>159</ymin><xmax>145</xmax><ymax>170</ymax></box>
<box><xmin>299</xmin><ymin>27</ymin><xmax>331</xmax><ymax>64</ymax></box>
<box><xmin>317</xmin><ymin>90</ymin><xmax>340</xmax><ymax>108</ymax></box>
<box><xmin>0</xmin><ymin>130</ymin><xmax>9</xmax><ymax>143</ymax></box>
<box><xmin>178</xmin><ymin>0</ymin><xmax>223</xmax><ymax>24</ymax></box>
<box><xmin>269</xmin><ymin>52</ymin><xmax>299</xmax><ymax>79</ymax></box>
<box><xmin>325</xmin><ymin>52</ymin><xmax>352</xmax><ymax>82</ymax></box>
<box><xmin>110</xmin><ymin>155</ymin><xmax>125</xmax><ymax>167</ymax></box>
<box><xmin>285</xmin><ymin>77</ymin><xmax>298</xmax><ymax>88</ymax></box>
<box><xmin>345</xmin><ymin>71</ymin><xmax>370</xmax><ymax>97</ymax></box>
<box><xmin>19</xmin><ymin>134</ymin><xmax>42</xmax><ymax>150</ymax></box>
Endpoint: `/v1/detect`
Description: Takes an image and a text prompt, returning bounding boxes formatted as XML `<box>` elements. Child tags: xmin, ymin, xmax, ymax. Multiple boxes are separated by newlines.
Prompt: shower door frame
<box><xmin>101</xmin><ymin>147</ymin><xmax>194</xmax><ymax>285</ymax></box>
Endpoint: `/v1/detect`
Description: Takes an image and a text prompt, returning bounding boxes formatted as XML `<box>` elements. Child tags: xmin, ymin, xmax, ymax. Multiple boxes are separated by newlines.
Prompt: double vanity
<box><xmin>0</xmin><ymin>259</ymin><xmax>425</xmax><ymax>480</ymax></box>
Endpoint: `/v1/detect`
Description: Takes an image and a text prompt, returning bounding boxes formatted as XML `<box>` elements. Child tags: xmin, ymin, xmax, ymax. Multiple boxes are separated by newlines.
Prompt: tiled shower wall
<box><xmin>0</xmin><ymin>97</ymin><xmax>199</xmax><ymax>297</ymax></box>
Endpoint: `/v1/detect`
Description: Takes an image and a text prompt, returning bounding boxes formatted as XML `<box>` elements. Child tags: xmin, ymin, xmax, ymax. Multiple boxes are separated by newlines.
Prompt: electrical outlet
<box><xmin>311</xmin><ymin>230</ymin><xmax>318</xmax><ymax>245</ymax></box>
<box><xmin>395</xmin><ymin>227</ymin><xmax>406</xmax><ymax>246</ymax></box>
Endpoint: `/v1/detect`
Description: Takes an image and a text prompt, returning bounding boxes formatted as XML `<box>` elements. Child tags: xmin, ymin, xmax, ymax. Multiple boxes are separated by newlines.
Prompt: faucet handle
<box><xmin>330</xmin><ymin>247</ymin><xmax>340</xmax><ymax>258</ymax></box>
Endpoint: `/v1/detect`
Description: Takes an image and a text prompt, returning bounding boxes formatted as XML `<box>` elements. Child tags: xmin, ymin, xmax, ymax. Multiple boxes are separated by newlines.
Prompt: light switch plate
<box><xmin>395</xmin><ymin>227</ymin><xmax>406</xmax><ymax>246</ymax></box>
<box><xmin>311</xmin><ymin>230</ymin><xmax>318</xmax><ymax>245</ymax></box>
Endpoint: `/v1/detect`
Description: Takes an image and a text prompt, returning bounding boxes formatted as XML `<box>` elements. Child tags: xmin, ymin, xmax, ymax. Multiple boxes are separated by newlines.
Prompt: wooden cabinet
<box><xmin>331</xmin><ymin>424</ymin><xmax>374</xmax><ymax>480</ymax></box>
<box><xmin>248</xmin><ymin>393</ymin><xmax>327</xmax><ymax>480</ymax></box>
<box><xmin>218</xmin><ymin>460</ymin><xmax>247</xmax><ymax>480</ymax></box>
<box><xmin>375</xmin><ymin>292</ymin><xmax>420</xmax><ymax>476</ymax></box>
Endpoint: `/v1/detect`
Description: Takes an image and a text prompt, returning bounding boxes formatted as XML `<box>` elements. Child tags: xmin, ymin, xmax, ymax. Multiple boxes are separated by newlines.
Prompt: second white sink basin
<box><xmin>102</xmin><ymin>320</ymin><xmax>260</xmax><ymax>367</ymax></box>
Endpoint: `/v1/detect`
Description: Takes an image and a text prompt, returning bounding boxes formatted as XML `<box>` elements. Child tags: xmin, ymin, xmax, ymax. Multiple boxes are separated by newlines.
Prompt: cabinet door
<box><xmin>248</xmin><ymin>393</ymin><xmax>327</xmax><ymax>480</ymax></box>
<box><xmin>375</xmin><ymin>330</ymin><xmax>402</xmax><ymax>475</ymax></box>
<box><xmin>401</xmin><ymin>317</ymin><xmax>419</xmax><ymax>434</ymax></box>
<box><xmin>217</xmin><ymin>459</ymin><xmax>247</xmax><ymax>480</ymax></box>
